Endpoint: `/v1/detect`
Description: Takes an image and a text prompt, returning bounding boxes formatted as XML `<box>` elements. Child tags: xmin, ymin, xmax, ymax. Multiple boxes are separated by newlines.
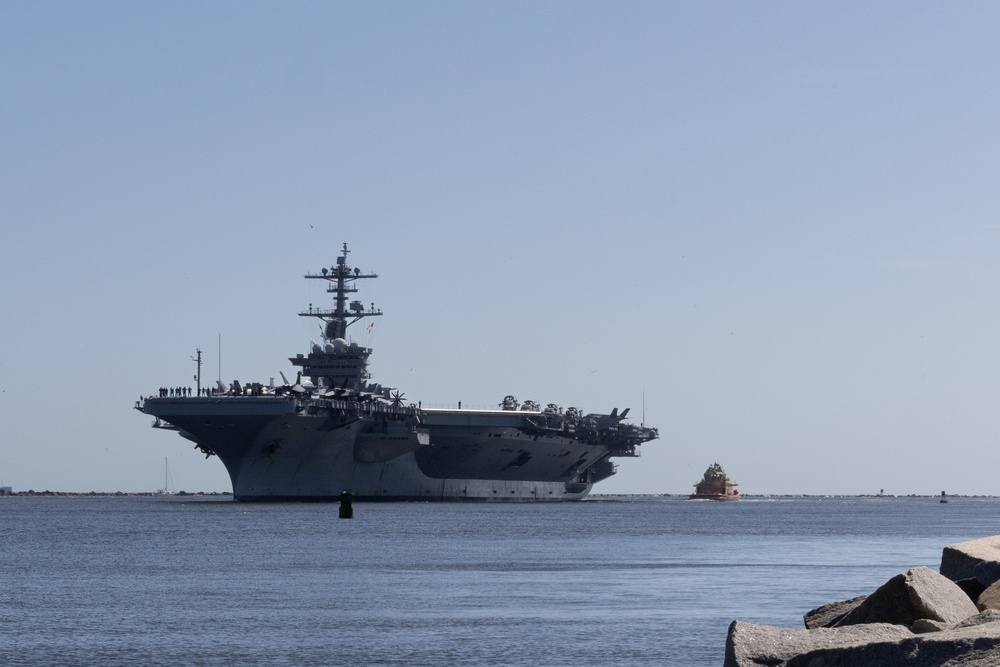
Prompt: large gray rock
<box><xmin>837</xmin><ymin>567</ymin><xmax>978</xmax><ymax>626</ymax></box>
<box><xmin>725</xmin><ymin>618</ymin><xmax>1000</xmax><ymax>667</ymax></box>
<box><xmin>941</xmin><ymin>536</ymin><xmax>1000</xmax><ymax>582</ymax></box>
<box><xmin>803</xmin><ymin>596</ymin><xmax>867</xmax><ymax>629</ymax></box>
<box><xmin>724</xmin><ymin>620</ymin><xmax>912</xmax><ymax>667</ymax></box>
<box><xmin>837</xmin><ymin>572</ymin><xmax>914</xmax><ymax>625</ymax></box>
<box><xmin>911</xmin><ymin>618</ymin><xmax>951</xmax><ymax>633</ymax></box>
<box><xmin>908</xmin><ymin>566</ymin><xmax>981</xmax><ymax>623</ymax></box>
<box><xmin>956</xmin><ymin>610</ymin><xmax>1000</xmax><ymax>628</ymax></box>
<box><xmin>977</xmin><ymin>580</ymin><xmax>1000</xmax><ymax>611</ymax></box>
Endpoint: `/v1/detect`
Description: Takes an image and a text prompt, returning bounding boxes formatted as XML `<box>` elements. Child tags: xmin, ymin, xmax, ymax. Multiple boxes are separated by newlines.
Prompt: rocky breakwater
<box><xmin>725</xmin><ymin>535</ymin><xmax>1000</xmax><ymax>666</ymax></box>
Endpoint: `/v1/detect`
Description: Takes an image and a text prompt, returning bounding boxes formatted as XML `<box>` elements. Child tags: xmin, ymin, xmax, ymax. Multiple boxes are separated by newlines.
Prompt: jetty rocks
<box><xmin>725</xmin><ymin>535</ymin><xmax>1000</xmax><ymax>666</ymax></box>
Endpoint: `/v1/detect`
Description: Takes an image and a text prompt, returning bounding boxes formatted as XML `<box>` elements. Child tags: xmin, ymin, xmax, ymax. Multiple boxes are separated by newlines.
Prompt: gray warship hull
<box><xmin>141</xmin><ymin>399</ymin><xmax>623</xmax><ymax>501</ymax></box>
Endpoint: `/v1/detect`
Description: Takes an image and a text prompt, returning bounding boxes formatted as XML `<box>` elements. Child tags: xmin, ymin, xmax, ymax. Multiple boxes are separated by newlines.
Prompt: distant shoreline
<box><xmin>0</xmin><ymin>490</ymin><xmax>232</xmax><ymax>497</ymax></box>
<box><xmin>0</xmin><ymin>491</ymin><xmax>996</xmax><ymax>499</ymax></box>
<box><xmin>599</xmin><ymin>493</ymin><xmax>1000</xmax><ymax>499</ymax></box>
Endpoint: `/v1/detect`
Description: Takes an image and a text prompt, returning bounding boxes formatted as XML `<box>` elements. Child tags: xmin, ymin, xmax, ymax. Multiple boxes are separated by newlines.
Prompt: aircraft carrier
<box><xmin>137</xmin><ymin>244</ymin><xmax>658</xmax><ymax>501</ymax></box>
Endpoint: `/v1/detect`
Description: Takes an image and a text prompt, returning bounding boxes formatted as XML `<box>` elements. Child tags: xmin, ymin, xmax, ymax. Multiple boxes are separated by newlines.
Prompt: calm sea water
<box><xmin>1</xmin><ymin>495</ymin><xmax>997</xmax><ymax>666</ymax></box>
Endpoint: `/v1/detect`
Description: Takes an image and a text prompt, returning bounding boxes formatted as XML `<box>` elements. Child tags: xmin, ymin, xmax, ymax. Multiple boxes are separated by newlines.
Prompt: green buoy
<box><xmin>339</xmin><ymin>490</ymin><xmax>354</xmax><ymax>518</ymax></box>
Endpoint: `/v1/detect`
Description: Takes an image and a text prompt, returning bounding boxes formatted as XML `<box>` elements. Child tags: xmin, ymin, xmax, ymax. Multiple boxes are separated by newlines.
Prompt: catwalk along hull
<box><xmin>137</xmin><ymin>244</ymin><xmax>658</xmax><ymax>501</ymax></box>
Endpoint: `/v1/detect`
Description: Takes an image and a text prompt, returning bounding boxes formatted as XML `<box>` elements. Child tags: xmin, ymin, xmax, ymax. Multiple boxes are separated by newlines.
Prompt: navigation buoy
<box><xmin>339</xmin><ymin>490</ymin><xmax>354</xmax><ymax>518</ymax></box>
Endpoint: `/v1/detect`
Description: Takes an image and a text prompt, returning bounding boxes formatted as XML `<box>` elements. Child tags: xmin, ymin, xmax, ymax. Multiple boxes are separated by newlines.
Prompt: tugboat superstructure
<box><xmin>689</xmin><ymin>462</ymin><xmax>740</xmax><ymax>501</ymax></box>
<box><xmin>138</xmin><ymin>244</ymin><xmax>659</xmax><ymax>501</ymax></box>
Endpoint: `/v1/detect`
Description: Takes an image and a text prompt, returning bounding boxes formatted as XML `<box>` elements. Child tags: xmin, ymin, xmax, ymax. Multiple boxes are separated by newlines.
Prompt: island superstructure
<box><xmin>137</xmin><ymin>244</ymin><xmax>659</xmax><ymax>501</ymax></box>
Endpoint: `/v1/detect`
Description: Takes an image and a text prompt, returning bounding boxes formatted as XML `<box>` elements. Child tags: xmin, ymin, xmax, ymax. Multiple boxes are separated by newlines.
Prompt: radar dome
<box><xmin>333</xmin><ymin>338</ymin><xmax>348</xmax><ymax>352</ymax></box>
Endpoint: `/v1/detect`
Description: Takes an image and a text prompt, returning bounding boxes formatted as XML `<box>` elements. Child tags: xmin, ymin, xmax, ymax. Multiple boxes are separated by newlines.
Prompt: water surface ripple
<box><xmin>1</xmin><ymin>495</ymin><xmax>995</xmax><ymax>666</ymax></box>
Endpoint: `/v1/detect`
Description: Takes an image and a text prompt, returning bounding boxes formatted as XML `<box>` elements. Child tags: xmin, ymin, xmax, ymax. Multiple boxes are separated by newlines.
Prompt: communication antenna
<box><xmin>218</xmin><ymin>334</ymin><xmax>222</xmax><ymax>383</ymax></box>
<box><xmin>642</xmin><ymin>386</ymin><xmax>646</xmax><ymax>428</ymax></box>
<box><xmin>191</xmin><ymin>348</ymin><xmax>202</xmax><ymax>395</ymax></box>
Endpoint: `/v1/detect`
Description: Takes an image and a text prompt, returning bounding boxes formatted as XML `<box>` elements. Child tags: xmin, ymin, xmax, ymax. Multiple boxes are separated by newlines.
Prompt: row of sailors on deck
<box><xmin>157</xmin><ymin>386</ymin><xmax>226</xmax><ymax>398</ymax></box>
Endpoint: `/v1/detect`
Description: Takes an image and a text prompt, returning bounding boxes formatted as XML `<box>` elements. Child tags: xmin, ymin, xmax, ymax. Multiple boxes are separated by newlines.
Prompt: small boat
<box><xmin>155</xmin><ymin>457</ymin><xmax>174</xmax><ymax>495</ymax></box>
<box><xmin>689</xmin><ymin>462</ymin><xmax>740</xmax><ymax>500</ymax></box>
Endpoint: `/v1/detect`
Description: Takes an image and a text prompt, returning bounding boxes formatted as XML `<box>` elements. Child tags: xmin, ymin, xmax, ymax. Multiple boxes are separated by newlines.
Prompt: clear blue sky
<box><xmin>2</xmin><ymin>2</ymin><xmax>999</xmax><ymax>495</ymax></box>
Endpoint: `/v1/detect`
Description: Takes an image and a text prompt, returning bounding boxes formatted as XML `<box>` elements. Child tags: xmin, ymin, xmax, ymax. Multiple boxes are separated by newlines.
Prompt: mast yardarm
<box><xmin>300</xmin><ymin>242</ymin><xmax>382</xmax><ymax>341</ymax></box>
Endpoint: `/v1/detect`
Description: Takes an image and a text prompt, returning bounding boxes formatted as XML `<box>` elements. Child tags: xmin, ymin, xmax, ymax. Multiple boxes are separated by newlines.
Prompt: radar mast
<box><xmin>300</xmin><ymin>242</ymin><xmax>382</xmax><ymax>342</ymax></box>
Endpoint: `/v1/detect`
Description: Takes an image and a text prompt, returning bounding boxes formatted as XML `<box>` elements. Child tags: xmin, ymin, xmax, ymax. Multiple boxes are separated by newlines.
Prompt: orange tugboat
<box><xmin>689</xmin><ymin>462</ymin><xmax>740</xmax><ymax>500</ymax></box>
